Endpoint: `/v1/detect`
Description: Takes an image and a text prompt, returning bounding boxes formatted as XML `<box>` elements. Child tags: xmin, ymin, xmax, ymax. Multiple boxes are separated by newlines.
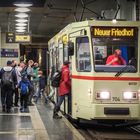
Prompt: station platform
<box><xmin>0</xmin><ymin>99</ymin><xmax>84</xmax><ymax>140</ymax></box>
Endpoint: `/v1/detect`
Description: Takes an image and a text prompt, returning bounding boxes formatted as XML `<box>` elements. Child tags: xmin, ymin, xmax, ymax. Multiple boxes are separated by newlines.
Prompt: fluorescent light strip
<box><xmin>13</xmin><ymin>2</ymin><xmax>33</xmax><ymax>7</ymax></box>
<box><xmin>16</xmin><ymin>23</ymin><xmax>27</xmax><ymax>26</ymax></box>
<box><xmin>15</xmin><ymin>7</ymin><xmax>31</xmax><ymax>12</ymax></box>
<box><xmin>15</xmin><ymin>26</ymin><xmax>26</xmax><ymax>30</ymax></box>
<box><xmin>16</xmin><ymin>29</ymin><xmax>26</xmax><ymax>33</ymax></box>
<box><xmin>15</xmin><ymin>13</ymin><xmax>28</xmax><ymax>18</ymax></box>
<box><xmin>15</xmin><ymin>19</ymin><xmax>28</xmax><ymax>23</ymax></box>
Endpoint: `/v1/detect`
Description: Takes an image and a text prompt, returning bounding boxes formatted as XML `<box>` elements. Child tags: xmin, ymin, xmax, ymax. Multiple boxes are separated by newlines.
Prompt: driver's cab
<box><xmin>92</xmin><ymin>26</ymin><xmax>138</xmax><ymax>74</ymax></box>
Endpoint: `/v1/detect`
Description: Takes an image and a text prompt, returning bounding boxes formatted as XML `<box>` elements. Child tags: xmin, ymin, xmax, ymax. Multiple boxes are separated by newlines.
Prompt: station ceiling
<box><xmin>0</xmin><ymin>0</ymin><xmax>117</xmax><ymax>41</ymax></box>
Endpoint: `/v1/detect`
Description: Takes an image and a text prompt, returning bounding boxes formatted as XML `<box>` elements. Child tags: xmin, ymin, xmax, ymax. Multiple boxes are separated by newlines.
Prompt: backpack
<box><xmin>51</xmin><ymin>71</ymin><xmax>61</xmax><ymax>87</ymax></box>
<box><xmin>1</xmin><ymin>70</ymin><xmax>13</xmax><ymax>87</ymax></box>
<box><xmin>20</xmin><ymin>81</ymin><xmax>29</xmax><ymax>95</ymax></box>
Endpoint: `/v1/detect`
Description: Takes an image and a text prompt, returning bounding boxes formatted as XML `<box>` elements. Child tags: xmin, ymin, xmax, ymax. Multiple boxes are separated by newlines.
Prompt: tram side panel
<box><xmin>71</xmin><ymin>25</ymin><xmax>140</xmax><ymax>120</ymax></box>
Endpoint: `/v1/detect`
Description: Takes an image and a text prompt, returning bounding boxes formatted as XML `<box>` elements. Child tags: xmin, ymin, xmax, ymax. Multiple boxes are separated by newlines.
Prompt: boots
<box><xmin>53</xmin><ymin>108</ymin><xmax>62</xmax><ymax>119</ymax></box>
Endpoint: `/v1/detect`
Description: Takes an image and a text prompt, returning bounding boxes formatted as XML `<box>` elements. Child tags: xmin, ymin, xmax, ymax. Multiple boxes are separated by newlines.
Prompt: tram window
<box><xmin>64</xmin><ymin>46</ymin><xmax>68</xmax><ymax>61</ymax></box>
<box><xmin>52</xmin><ymin>48</ymin><xmax>56</xmax><ymax>66</ymax></box>
<box><xmin>76</xmin><ymin>37</ymin><xmax>91</xmax><ymax>72</ymax></box>
<box><xmin>58</xmin><ymin>43</ymin><xmax>63</xmax><ymax>70</ymax></box>
<box><xmin>49</xmin><ymin>49</ymin><xmax>53</xmax><ymax>67</ymax></box>
<box><xmin>92</xmin><ymin>37</ymin><xmax>138</xmax><ymax>72</ymax></box>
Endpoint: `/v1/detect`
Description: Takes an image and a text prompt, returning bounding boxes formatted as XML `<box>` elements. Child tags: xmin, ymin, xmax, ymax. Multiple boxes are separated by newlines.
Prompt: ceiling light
<box><xmin>14</xmin><ymin>7</ymin><xmax>31</xmax><ymax>12</ymax></box>
<box><xmin>13</xmin><ymin>2</ymin><xmax>33</xmax><ymax>7</ymax></box>
<box><xmin>15</xmin><ymin>19</ymin><xmax>28</xmax><ymax>23</ymax></box>
<box><xmin>16</xmin><ymin>29</ymin><xmax>26</xmax><ymax>33</ymax></box>
<box><xmin>15</xmin><ymin>26</ymin><xmax>26</xmax><ymax>30</ymax></box>
<box><xmin>16</xmin><ymin>23</ymin><xmax>27</xmax><ymax>26</ymax></box>
<box><xmin>15</xmin><ymin>13</ymin><xmax>28</xmax><ymax>18</ymax></box>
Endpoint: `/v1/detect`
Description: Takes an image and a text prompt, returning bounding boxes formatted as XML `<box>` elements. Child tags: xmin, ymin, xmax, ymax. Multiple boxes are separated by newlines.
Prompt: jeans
<box><xmin>20</xmin><ymin>94</ymin><xmax>28</xmax><ymax>108</ymax></box>
<box><xmin>54</xmin><ymin>93</ymin><xmax>70</xmax><ymax>113</ymax></box>
<box><xmin>33</xmin><ymin>81</ymin><xmax>39</xmax><ymax>95</ymax></box>
<box><xmin>28</xmin><ymin>82</ymin><xmax>34</xmax><ymax>104</ymax></box>
<box><xmin>14</xmin><ymin>88</ymin><xmax>19</xmax><ymax>105</ymax></box>
<box><xmin>55</xmin><ymin>95</ymin><xmax>65</xmax><ymax>111</ymax></box>
<box><xmin>1</xmin><ymin>86</ymin><xmax>13</xmax><ymax>110</ymax></box>
<box><xmin>35</xmin><ymin>88</ymin><xmax>46</xmax><ymax>103</ymax></box>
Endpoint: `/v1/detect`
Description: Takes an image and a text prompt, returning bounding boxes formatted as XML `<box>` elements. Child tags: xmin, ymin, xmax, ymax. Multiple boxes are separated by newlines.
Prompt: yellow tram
<box><xmin>48</xmin><ymin>20</ymin><xmax>140</xmax><ymax>122</ymax></box>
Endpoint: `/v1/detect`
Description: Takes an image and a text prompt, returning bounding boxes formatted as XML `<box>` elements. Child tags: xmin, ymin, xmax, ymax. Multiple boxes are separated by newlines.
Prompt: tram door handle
<box><xmin>88</xmin><ymin>88</ymin><xmax>92</xmax><ymax>98</ymax></box>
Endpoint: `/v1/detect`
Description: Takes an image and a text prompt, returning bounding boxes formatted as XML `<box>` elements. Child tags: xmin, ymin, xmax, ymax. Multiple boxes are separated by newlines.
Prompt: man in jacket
<box><xmin>53</xmin><ymin>60</ymin><xmax>71</xmax><ymax>119</ymax></box>
<box><xmin>11</xmin><ymin>60</ymin><xmax>20</xmax><ymax>107</ymax></box>
<box><xmin>27</xmin><ymin>60</ymin><xmax>35</xmax><ymax>105</ymax></box>
<box><xmin>0</xmin><ymin>60</ymin><xmax>17</xmax><ymax>113</ymax></box>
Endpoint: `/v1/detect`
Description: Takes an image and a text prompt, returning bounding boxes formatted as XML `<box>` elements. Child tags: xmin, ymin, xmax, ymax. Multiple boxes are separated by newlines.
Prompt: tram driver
<box><xmin>106</xmin><ymin>49</ymin><xmax>126</xmax><ymax>65</ymax></box>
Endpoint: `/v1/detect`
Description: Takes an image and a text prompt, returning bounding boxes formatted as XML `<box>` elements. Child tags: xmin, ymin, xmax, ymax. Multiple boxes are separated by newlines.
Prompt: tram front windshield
<box><xmin>91</xmin><ymin>27</ymin><xmax>138</xmax><ymax>73</ymax></box>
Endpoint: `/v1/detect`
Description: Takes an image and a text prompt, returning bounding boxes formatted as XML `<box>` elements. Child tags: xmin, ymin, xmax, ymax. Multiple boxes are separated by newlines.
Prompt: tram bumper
<box><xmin>92</xmin><ymin>104</ymin><xmax>140</xmax><ymax>120</ymax></box>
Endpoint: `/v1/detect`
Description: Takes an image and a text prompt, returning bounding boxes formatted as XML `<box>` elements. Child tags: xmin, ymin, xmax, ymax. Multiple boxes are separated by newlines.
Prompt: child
<box><xmin>19</xmin><ymin>75</ymin><xmax>31</xmax><ymax>112</ymax></box>
<box><xmin>34</xmin><ymin>70</ymin><xmax>45</xmax><ymax>103</ymax></box>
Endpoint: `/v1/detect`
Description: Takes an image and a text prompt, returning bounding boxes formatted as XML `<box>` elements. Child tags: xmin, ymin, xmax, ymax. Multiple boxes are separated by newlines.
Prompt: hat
<box><xmin>7</xmin><ymin>60</ymin><xmax>12</xmax><ymax>65</ymax></box>
<box><xmin>64</xmin><ymin>60</ymin><xmax>70</xmax><ymax>65</ymax></box>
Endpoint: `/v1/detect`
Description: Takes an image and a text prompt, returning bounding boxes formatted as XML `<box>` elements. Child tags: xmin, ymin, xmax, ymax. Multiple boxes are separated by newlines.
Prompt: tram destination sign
<box><xmin>91</xmin><ymin>27</ymin><xmax>137</xmax><ymax>38</ymax></box>
<box><xmin>6</xmin><ymin>32</ymin><xmax>31</xmax><ymax>43</ymax></box>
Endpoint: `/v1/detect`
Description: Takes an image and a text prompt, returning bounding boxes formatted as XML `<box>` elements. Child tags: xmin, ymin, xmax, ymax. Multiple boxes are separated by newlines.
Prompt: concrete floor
<box><xmin>0</xmin><ymin>97</ymin><xmax>82</xmax><ymax>140</ymax></box>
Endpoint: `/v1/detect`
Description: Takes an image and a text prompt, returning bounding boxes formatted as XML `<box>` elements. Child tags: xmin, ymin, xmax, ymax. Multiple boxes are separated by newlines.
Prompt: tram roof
<box><xmin>48</xmin><ymin>20</ymin><xmax>140</xmax><ymax>44</ymax></box>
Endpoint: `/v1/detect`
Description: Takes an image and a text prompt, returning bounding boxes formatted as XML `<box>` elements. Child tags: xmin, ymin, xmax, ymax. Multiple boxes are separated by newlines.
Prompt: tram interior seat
<box><xmin>95</xmin><ymin>57</ymin><xmax>107</xmax><ymax>65</ymax></box>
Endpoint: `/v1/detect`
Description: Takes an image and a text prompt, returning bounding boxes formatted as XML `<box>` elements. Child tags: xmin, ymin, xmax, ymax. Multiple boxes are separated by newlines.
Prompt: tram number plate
<box><xmin>112</xmin><ymin>97</ymin><xmax>120</xmax><ymax>101</ymax></box>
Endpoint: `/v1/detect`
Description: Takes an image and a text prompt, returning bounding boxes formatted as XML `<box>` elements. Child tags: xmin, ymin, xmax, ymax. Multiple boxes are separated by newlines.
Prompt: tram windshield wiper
<box><xmin>115</xmin><ymin>65</ymin><xmax>129</xmax><ymax>77</ymax></box>
<box><xmin>115</xmin><ymin>58</ymin><xmax>136</xmax><ymax>77</ymax></box>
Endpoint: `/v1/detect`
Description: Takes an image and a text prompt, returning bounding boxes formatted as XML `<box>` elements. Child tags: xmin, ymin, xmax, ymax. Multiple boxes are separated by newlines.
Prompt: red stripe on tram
<box><xmin>71</xmin><ymin>75</ymin><xmax>140</xmax><ymax>81</ymax></box>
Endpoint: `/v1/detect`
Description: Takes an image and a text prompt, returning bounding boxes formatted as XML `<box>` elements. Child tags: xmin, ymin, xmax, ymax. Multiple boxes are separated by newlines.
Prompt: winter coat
<box><xmin>59</xmin><ymin>65</ymin><xmax>71</xmax><ymax>96</ymax></box>
<box><xmin>33</xmin><ymin>67</ymin><xmax>39</xmax><ymax>82</ymax></box>
<box><xmin>39</xmin><ymin>75</ymin><xmax>45</xmax><ymax>90</ymax></box>
<box><xmin>0</xmin><ymin>66</ymin><xmax>17</xmax><ymax>89</ymax></box>
<box><xmin>27</xmin><ymin>66</ymin><xmax>34</xmax><ymax>81</ymax></box>
<box><xmin>14</xmin><ymin>66</ymin><xmax>22</xmax><ymax>84</ymax></box>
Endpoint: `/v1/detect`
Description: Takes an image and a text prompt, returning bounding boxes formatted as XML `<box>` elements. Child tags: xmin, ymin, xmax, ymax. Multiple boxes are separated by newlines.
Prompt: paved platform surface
<box><xmin>36</xmin><ymin>100</ymin><xmax>84</xmax><ymax>140</ymax></box>
<box><xmin>0</xmin><ymin>97</ymin><xmax>83</xmax><ymax>140</ymax></box>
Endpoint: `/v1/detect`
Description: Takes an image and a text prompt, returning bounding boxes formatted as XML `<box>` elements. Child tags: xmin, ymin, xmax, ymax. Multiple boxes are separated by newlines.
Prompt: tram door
<box><xmin>63</xmin><ymin>44</ymin><xmax>72</xmax><ymax>114</ymax></box>
<box><xmin>57</xmin><ymin>41</ymin><xmax>72</xmax><ymax>114</ymax></box>
<box><xmin>72</xmin><ymin>36</ymin><xmax>93</xmax><ymax>119</ymax></box>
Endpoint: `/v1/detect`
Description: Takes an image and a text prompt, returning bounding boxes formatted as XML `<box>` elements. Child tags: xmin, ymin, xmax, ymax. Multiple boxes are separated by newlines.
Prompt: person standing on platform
<box><xmin>0</xmin><ymin>61</ymin><xmax>17</xmax><ymax>113</ymax></box>
<box><xmin>53</xmin><ymin>61</ymin><xmax>71</xmax><ymax>119</ymax></box>
<box><xmin>34</xmin><ymin>70</ymin><xmax>46</xmax><ymax>103</ymax></box>
<box><xmin>18</xmin><ymin>74</ymin><xmax>31</xmax><ymax>112</ymax></box>
<box><xmin>20</xmin><ymin>61</ymin><xmax>27</xmax><ymax>77</ymax></box>
<box><xmin>11</xmin><ymin>60</ymin><xmax>21</xmax><ymax>107</ymax></box>
<box><xmin>27</xmin><ymin>60</ymin><xmax>35</xmax><ymax>105</ymax></box>
<box><xmin>33</xmin><ymin>62</ymin><xmax>39</xmax><ymax>98</ymax></box>
<box><xmin>46</xmin><ymin>65</ymin><xmax>55</xmax><ymax>103</ymax></box>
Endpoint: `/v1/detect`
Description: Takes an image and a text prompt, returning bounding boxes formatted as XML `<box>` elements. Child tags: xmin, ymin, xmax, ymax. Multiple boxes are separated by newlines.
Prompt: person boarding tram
<box><xmin>53</xmin><ymin>60</ymin><xmax>71</xmax><ymax>119</ymax></box>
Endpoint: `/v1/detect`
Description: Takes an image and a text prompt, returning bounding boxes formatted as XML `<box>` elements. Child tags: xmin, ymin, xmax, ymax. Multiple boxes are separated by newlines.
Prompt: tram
<box><xmin>48</xmin><ymin>20</ymin><xmax>140</xmax><ymax>122</ymax></box>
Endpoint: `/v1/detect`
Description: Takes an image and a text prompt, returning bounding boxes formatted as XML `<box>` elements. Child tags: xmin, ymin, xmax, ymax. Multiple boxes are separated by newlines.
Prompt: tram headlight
<box><xmin>123</xmin><ymin>92</ymin><xmax>137</xmax><ymax>100</ymax></box>
<box><xmin>96</xmin><ymin>91</ymin><xmax>111</xmax><ymax>100</ymax></box>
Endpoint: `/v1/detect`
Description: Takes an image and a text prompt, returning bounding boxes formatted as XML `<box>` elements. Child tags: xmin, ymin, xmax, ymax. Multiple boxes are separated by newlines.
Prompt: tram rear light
<box><xmin>123</xmin><ymin>92</ymin><xmax>137</xmax><ymax>100</ymax></box>
<box><xmin>96</xmin><ymin>91</ymin><xmax>110</xmax><ymax>100</ymax></box>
